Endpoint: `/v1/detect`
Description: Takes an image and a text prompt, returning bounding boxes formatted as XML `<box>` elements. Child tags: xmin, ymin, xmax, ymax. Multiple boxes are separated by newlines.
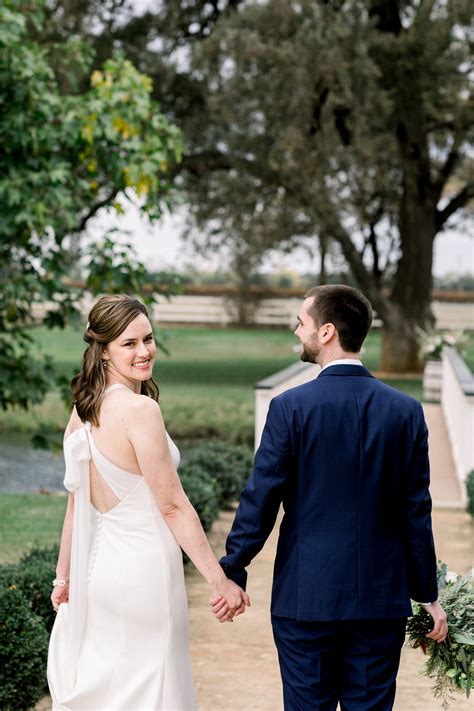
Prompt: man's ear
<box><xmin>320</xmin><ymin>323</ymin><xmax>336</xmax><ymax>343</ymax></box>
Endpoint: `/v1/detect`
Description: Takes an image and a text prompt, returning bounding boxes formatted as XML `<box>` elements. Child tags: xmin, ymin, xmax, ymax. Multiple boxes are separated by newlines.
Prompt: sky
<box><xmin>87</xmin><ymin>199</ymin><xmax>474</xmax><ymax>279</ymax></box>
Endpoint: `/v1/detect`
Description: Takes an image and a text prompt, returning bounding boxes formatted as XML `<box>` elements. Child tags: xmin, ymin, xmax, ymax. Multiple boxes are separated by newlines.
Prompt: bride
<box><xmin>47</xmin><ymin>294</ymin><xmax>248</xmax><ymax>710</ymax></box>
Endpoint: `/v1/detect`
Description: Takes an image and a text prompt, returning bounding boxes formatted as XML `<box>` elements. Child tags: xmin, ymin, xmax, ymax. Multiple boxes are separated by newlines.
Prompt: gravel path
<box><xmin>187</xmin><ymin>507</ymin><xmax>473</xmax><ymax>711</ymax></box>
<box><xmin>35</xmin><ymin>507</ymin><xmax>473</xmax><ymax>711</ymax></box>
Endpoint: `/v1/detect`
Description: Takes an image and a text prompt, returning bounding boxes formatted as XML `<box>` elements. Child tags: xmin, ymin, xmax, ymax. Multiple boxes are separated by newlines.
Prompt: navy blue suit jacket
<box><xmin>221</xmin><ymin>364</ymin><xmax>438</xmax><ymax>621</ymax></box>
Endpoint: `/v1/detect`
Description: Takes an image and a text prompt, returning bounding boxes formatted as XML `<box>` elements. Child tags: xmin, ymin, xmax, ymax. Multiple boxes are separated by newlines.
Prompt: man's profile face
<box><xmin>294</xmin><ymin>298</ymin><xmax>321</xmax><ymax>364</ymax></box>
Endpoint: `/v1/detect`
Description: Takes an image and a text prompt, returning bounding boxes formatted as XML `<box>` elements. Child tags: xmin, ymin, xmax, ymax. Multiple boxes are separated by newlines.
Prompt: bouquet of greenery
<box><xmin>406</xmin><ymin>563</ymin><xmax>474</xmax><ymax>710</ymax></box>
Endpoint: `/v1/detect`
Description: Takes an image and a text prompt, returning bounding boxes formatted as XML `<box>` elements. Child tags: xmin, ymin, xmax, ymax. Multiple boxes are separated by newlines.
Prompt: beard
<box><xmin>299</xmin><ymin>338</ymin><xmax>320</xmax><ymax>364</ymax></box>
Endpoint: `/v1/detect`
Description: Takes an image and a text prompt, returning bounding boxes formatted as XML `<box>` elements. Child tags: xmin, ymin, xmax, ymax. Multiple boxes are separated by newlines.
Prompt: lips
<box><xmin>132</xmin><ymin>359</ymin><xmax>151</xmax><ymax>369</ymax></box>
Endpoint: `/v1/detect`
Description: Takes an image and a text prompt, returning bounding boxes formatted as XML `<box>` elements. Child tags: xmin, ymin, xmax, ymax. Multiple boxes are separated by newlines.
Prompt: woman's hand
<box><xmin>51</xmin><ymin>583</ymin><xmax>69</xmax><ymax>612</ymax></box>
<box><xmin>209</xmin><ymin>578</ymin><xmax>250</xmax><ymax>623</ymax></box>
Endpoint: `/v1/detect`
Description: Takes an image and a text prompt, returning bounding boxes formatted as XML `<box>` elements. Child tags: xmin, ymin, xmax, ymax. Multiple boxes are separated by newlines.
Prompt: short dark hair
<box><xmin>304</xmin><ymin>285</ymin><xmax>373</xmax><ymax>353</ymax></box>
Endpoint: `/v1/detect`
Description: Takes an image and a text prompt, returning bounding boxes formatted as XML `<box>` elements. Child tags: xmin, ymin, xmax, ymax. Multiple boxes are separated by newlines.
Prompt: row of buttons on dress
<box><xmin>87</xmin><ymin>512</ymin><xmax>103</xmax><ymax>583</ymax></box>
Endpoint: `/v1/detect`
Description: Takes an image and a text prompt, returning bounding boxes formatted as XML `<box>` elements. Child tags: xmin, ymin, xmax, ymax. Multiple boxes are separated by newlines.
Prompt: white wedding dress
<box><xmin>48</xmin><ymin>384</ymin><xmax>196</xmax><ymax>710</ymax></box>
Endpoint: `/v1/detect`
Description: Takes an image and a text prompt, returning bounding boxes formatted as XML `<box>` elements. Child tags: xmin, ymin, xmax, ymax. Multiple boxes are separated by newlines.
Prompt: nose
<box><xmin>136</xmin><ymin>341</ymin><xmax>149</xmax><ymax>357</ymax></box>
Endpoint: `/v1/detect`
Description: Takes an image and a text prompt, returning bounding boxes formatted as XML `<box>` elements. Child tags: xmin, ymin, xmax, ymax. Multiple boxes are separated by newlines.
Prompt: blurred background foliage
<box><xmin>0</xmin><ymin>0</ymin><xmax>183</xmax><ymax>412</ymax></box>
<box><xmin>1</xmin><ymin>0</ymin><xmax>473</xmax><ymax>422</ymax></box>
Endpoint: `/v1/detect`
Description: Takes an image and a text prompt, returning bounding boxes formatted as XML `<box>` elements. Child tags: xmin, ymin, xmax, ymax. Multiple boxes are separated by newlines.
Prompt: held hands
<box><xmin>422</xmin><ymin>601</ymin><xmax>448</xmax><ymax>643</ymax></box>
<box><xmin>209</xmin><ymin>577</ymin><xmax>250</xmax><ymax>623</ymax></box>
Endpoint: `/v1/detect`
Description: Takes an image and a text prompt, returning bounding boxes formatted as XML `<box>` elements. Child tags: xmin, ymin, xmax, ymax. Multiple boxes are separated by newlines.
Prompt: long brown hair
<box><xmin>71</xmin><ymin>295</ymin><xmax>159</xmax><ymax>425</ymax></box>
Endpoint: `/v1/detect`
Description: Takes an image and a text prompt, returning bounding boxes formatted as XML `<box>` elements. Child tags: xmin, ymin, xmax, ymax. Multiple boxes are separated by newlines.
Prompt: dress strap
<box><xmin>102</xmin><ymin>383</ymin><xmax>134</xmax><ymax>398</ymax></box>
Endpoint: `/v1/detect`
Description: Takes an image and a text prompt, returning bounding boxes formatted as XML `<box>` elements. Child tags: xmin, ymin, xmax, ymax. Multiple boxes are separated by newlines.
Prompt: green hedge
<box><xmin>0</xmin><ymin>574</ymin><xmax>50</xmax><ymax>710</ymax></box>
<box><xmin>178</xmin><ymin>464</ymin><xmax>220</xmax><ymax>533</ymax></box>
<box><xmin>16</xmin><ymin>545</ymin><xmax>59</xmax><ymax>633</ymax></box>
<box><xmin>466</xmin><ymin>470</ymin><xmax>474</xmax><ymax>517</ymax></box>
<box><xmin>0</xmin><ymin>546</ymin><xmax>58</xmax><ymax>709</ymax></box>
<box><xmin>181</xmin><ymin>441</ymin><xmax>253</xmax><ymax>510</ymax></box>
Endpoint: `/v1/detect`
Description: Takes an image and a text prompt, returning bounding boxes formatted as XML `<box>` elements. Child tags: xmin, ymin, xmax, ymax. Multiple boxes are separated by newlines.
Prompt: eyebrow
<box><xmin>120</xmin><ymin>332</ymin><xmax>154</xmax><ymax>343</ymax></box>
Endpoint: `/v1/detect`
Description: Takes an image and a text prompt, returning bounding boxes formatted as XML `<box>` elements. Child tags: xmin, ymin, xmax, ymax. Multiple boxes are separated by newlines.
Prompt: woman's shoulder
<box><xmin>122</xmin><ymin>395</ymin><xmax>166</xmax><ymax>440</ymax></box>
<box><xmin>120</xmin><ymin>392</ymin><xmax>162</xmax><ymax>420</ymax></box>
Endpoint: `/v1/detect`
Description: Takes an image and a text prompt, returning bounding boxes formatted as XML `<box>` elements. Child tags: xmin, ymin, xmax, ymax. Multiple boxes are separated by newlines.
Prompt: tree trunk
<box><xmin>318</xmin><ymin>233</ymin><xmax>328</xmax><ymax>285</ymax></box>
<box><xmin>380</xmin><ymin>308</ymin><xmax>423</xmax><ymax>373</ymax></box>
<box><xmin>380</xmin><ymin>183</ymin><xmax>437</xmax><ymax>373</ymax></box>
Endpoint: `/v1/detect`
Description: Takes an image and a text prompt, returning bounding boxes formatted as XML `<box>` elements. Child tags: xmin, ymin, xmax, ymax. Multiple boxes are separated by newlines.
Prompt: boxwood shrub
<box><xmin>178</xmin><ymin>463</ymin><xmax>219</xmax><ymax>533</ymax></box>
<box><xmin>0</xmin><ymin>575</ymin><xmax>49</xmax><ymax>710</ymax></box>
<box><xmin>17</xmin><ymin>545</ymin><xmax>59</xmax><ymax>633</ymax></box>
<box><xmin>466</xmin><ymin>469</ymin><xmax>474</xmax><ymax>517</ymax></box>
<box><xmin>181</xmin><ymin>441</ymin><xmax>252</xmax><ymax>509</ymax></box>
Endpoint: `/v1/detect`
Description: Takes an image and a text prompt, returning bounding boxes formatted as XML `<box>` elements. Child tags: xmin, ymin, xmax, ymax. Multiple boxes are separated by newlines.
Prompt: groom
<box><xmin>215</xmin><ymin>285</ymin><xmax>447</xmax><ymax>710</ymax></box>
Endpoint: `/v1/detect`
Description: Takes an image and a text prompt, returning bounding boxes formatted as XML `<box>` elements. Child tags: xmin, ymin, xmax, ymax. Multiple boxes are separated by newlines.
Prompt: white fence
<box><xmin>432</xmin><ymin>302</ymin><xmax>474</xmax><ymax>331</ymax></box>
<box><xmin>32</xmin><ymin>294</ymin><xmax>474</xmax><ymax>330</ymax></box>
<box><xmin>441</xmin><ymin>347</ymin><xmax>474</xmax><ymax>496</ymax></box>
<box><xmin>153</xmin><ymin>296</ymin><xmax>474</xmax><ymax>329</ymax></box>
<box><xmin>152</xmin><ymin>295</ymin><xmax>303</xmax><ymax>328</ymax></box>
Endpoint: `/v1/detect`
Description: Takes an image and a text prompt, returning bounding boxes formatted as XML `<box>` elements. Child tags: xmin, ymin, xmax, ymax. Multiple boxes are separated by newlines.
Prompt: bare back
<box><xmin>66</xmin><ymin>387</ymin><xmax>144</xmax><ymax>513</ymax></box>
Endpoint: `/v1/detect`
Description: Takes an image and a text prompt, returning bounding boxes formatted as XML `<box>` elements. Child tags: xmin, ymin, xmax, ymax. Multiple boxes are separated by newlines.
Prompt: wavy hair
<box><xmin>71</xmin><ymin>295</ymin><xmax>159</xmax><ymax>426</ymax></box>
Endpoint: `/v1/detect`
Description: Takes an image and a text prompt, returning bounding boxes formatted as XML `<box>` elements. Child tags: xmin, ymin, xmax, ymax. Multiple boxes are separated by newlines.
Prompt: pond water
<box><xmin>0</xmin><ymin>432</ymin><xmax>65</xmax><ymax>493</ymax></box>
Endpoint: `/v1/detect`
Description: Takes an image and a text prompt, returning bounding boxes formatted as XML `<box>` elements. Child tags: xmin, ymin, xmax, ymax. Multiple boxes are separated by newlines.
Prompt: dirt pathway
<box><xmin>35</xmin><ymin>507</ymin><xmax>472</xmax><ymax>711</ymax></box>
<box><xmin>188</xmin><ymin>508</ymin><xmax>473</xmax><ymax>711</ymax></box>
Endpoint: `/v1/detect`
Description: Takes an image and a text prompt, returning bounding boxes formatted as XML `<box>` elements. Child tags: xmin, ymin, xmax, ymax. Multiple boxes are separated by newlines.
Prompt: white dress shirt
<box><xmin>321</xmin><ymin>358</ymin><xmax>363</xmax><ymax>371</ymax></box>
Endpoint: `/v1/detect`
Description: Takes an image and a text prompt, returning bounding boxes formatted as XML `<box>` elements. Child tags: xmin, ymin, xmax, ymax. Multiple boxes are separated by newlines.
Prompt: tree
<box><xmin>179</xmin><ymin>0</ymin><xmax>473</xmax><ymax>371</ymax></box>
<box><xmin>0</xmin><ymin>0</ymin><xmax>182</xmax><ymax>411</ymax></box>
<box><xmin>34</xmin><ymin>0</ymin><xmax>473</xmax><ymax>372</ymax></box>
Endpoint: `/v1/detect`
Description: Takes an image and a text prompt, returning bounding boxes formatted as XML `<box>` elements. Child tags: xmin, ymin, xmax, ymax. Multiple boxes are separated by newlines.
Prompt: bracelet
<box><xmin>52</xmin><ymin>578</ymin><xmax>69</xmax><ymax>587</ymax></box>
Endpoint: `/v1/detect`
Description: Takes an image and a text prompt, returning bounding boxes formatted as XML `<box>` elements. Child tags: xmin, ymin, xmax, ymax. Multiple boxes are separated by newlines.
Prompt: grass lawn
<box><xmin>0</xmin><ymin>493</ymin><xmax>66</xmax><ymax>564</ymax></box>
<box><xmin>0</xmin><ymin>325</ymin><xmax>471</xmax><ymax>564</ymax></box>
<box><xmin>463</xmin><ymin>337</ymin><xmax>474</xmax><ymax>372</ymax></box>
<box><xmin>3</xmin><ymin>325</ymin><xmax>472</xmax><ymax>444</ymax></box>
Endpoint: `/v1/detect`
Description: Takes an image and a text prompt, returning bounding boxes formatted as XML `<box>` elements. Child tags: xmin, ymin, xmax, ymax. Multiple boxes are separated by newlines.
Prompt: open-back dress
<box><xmin>47</xmin><ymin>384</ymin><xmax>196</xmax><ymax>710</ymax></box>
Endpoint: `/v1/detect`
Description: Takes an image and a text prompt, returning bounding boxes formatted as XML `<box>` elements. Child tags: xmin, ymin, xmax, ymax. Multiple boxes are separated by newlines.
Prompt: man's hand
<box><xmin>422</xmin><ymin>601</ymin><xmax>448</xmax><ymax>643</ymax></box>
<box><xmin>209</xmin><ymin>589</ymin><xmax>250</xmax><ymax>623</ymax></box>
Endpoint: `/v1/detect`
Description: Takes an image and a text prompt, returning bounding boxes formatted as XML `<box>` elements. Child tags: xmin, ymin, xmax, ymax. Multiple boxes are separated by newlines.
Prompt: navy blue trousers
<box><xmin>271</xmin><ymin>616</ymin><xmax>407</xmax><ymax>711</ymax></box>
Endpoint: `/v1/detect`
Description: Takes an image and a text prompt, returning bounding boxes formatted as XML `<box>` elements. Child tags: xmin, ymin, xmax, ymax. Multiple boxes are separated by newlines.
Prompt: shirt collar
<box><xmin>321</xmin><ymin>358</ymin><xmax>363</xmax><ymax>372</ymax></box>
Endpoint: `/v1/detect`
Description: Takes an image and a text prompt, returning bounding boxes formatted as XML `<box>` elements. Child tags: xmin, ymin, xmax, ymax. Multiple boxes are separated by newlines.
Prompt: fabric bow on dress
<box><xmin>62</xmin><ymin>424</ymin><xmax>92</xmax><ymax>693</ymax></box>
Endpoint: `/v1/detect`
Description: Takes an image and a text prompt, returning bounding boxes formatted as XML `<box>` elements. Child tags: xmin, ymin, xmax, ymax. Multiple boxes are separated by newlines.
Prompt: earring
<box><xmin>102</xmin><ymin>360</ymin><xmax>108</xmax><ymax>368</ymax></box>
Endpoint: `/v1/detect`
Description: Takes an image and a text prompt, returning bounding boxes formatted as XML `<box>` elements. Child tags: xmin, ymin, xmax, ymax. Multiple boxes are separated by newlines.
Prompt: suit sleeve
<box><xmin>404</xmin><ymin>401</ymin><xmax>438</xmax><ymax>603</ymax></box>
<box><xmin>219</xmin><ymin>396</ymin><xmax>292</xmax><ymax>589</ymax></box>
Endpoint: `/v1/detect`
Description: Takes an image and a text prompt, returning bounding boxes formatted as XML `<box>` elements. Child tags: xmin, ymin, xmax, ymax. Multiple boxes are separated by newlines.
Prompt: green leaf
<box><xmin>452</xmin><ymin>631</ymin><xmax>474</xmax><ymax>645</ymax></box>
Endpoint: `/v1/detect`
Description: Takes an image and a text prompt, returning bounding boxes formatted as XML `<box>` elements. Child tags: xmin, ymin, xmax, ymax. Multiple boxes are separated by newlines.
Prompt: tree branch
<box><xmin>72</xmin><ymin>189</ymin><xmax>119</xmax><ymax>235</ymax></box>
<box><xmin>328</xmin><ymin>219</ymin><xmax>389</xmax><ymax>322</ymax></box>
<box><xmin>368</xmin><ymin>1</ymin><xmax>402</xmax><ymax>35</ymax></box>
<box><xmin>435</xmin><ymin>183</ymin><xmax>474</xmax><ymax>231</ymax></box>
<box><xmin>179</xmin><ymin>150</ymin><xmax>234</xmax><ymax>176</ymax></box>
<box><xmin>434</xmin><ymin>143</ymin><xmax>460</xmax><ymax>195</ymax></box>
<box><xmin>309</xmin><ymin>83</ymin><xmax>329</xmax><ymax>136</ymax></box>
<box><xmin>174</xmin><ymin>149</ymin><xmax>260</xmax><ymax>179</ymax></box>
